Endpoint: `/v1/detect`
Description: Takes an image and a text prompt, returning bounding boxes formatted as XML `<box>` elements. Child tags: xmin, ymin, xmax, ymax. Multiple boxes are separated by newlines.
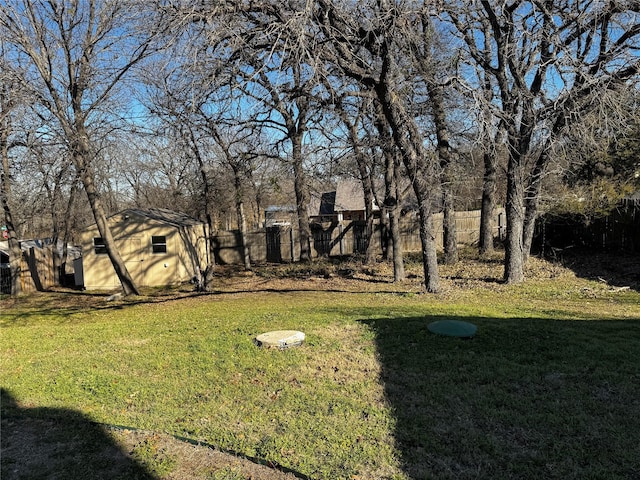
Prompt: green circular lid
<box><xmin>428</xmin><ymin>320</ymin><xmax>477</xmax><ymax>338</ymax></box>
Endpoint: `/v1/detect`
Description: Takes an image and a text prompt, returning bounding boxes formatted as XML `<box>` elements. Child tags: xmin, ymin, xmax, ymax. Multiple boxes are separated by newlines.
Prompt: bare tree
<box><xmin>235</xmin><ymin>60</ymin><xmax>318</xmax><ymax>262</ymax></box>
<box><xmin>446</xmin><ymin>0</ymin><xmax>640</xmax><ymax>283</ymax></box>
<box><xmin>374</xmin><ymin>100</ymin><xmax>406</xmax><ymax>282</ymax></box>
<box><xmin>407</xmin><ymin>10</ymin><xmax>461</xmax><ymax>264</ymax></box>
<box><xmin>163</xmin><ymin>1</ymin><xmax>322</xmax><ymax>262</ymax></box>
<box><xmin>0</xmin><ymin>0</ymin><xmax>167</xmax><ymax>295</ymax></box>
<box><xmin>313</xmin><ymin>0</ymin><xmax>443</xmax><ymax>291</ymax></box>
<box><xmin>0</xmin><ymin>44</ymin><xmax>25</xmax><ymax>295</ymax></box>
<box><xmin>327</xmin><ymin>90</ymin><xmax>380</xmax><ymax>264</ymax></box>
<box><xmin>26</xmin><ymin>134</ymin><xmax>78</xmax><ymax>284</ymax></box>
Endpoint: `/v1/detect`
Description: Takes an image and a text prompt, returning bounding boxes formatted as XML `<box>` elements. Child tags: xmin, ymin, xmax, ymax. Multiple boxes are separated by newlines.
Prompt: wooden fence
<box><xmin>534</xmin><ymin>204</ymin><xmax>640</xmax><ymax>254</ymax></box>
<box><xmin>0</xmin><ymin>245</ymin><xmax>56</xmax><ymax>294</ymax></box>
<box><xmin>211</xmin><ymin>208</ymin><xmax>506</xmax><ymax>265</ymax></box>
<box><xmin>0</xmin><ymin>208</ymin><xmax>508</xmax><ymax>292</ymax></box>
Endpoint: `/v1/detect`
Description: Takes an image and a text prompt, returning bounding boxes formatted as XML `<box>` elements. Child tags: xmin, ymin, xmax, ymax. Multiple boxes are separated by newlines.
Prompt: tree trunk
<box><xmin>389</xmin><ymin>203</ymin><xmax>404</xmax><ymax>282</ymax></box>
<box><xmin>51</xmin><ymin>224</ymin><xmax>61</xmax><ymax>285</ymax></box>
<box><xmin>77</xmin><ymin>150</ymin><xmax>139</xmax><ymax>296</ymax></box>
<box><xmin>382</xmin><ymin>137</ymin><xmax>405</xmax><ymax>282</ymax></box>
<box><xmin>0</xmin><ymin>113</ymin><xmax>21</xmax><ymax>295</ymax></box>
<box><xmin>380</xmin><ymin>216</ymin><xmax>390</xmax><ymax>260</ymax></box>
<box><xmin>237</xmin><ymin>200</ymin><xmax>251</xmax><ymax>270</ymax></box>
<box><xmin>375</xmin><ymin>70</ymin><xmax>439</xmax><ymax>291</ymax></box>
<box><xmin>504</xmin><ymin>155</ymin><xmax>526</xmax><ymax>284</ymax></box>
<box><xmin>59</xmin><ymin>174</ymin><xmax>79</xmax><ymax>284</ymax></box>
<box><xmin>441</xmin><ymin>178</ymin><xmax>458</xmax><ymax>264</ymax></box>
<box><xmin>503</xmin><ymin>101</ymin><xmax>537</xmax><ymax>284</ymax></box>
<box><xmin>355</xmin><ymin>161</ymin><xmax>376</xmax><ymax>264</ymax></box>
<box><xmin>1</xmin><ymin>177</ymin><xmax>22</xmax><ymax>295</ymax></box>
<box><xmin>430</xmin><ymin>82</ymin><xmax>457</xmax><ymax>264</ymax></box>
<box><xmin>523</xmin><ymin>144</ymin><xmax>554</xmax><ymax>260</ymax></box>
<box><xmin>291</xmin><ymin>133</ymin><xmax>311</xmax><ymax>262</ymax></box>
<box><xmin>192</xmin><ymin>132</ymin><xmax>215</xmax><ymax>290</ymax></box>
<box><xmin>233</xmin><ymin>165</ymin><xmax>251</xmax><ymax>270</ymax></box>
<box><xmin>363</xmin><ymin>191</ymin><xmax>376</xmax><ymax>264</ymax></box>
<box><xmin>417</xmin><ymin>195</ymin><xmax>440</xmax><ymax>292</ymax></box>
<box><xmin>377</xmin><ymin>100</ymin><xmax>405</xmax><ymax>279</ymax></box>
<box><xmin>479</xmin><ymin>151</ymin><xmax>497</xmax><ymax>255</ymax></box>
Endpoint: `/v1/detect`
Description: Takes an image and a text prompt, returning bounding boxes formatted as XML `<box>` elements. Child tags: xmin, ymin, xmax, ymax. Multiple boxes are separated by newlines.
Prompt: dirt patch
<box><xmin>112</xmin><ymin>428</ymin><xmax>302</xmax><ymax>480</ymax></box>
<box><xmin>1</xmin><ymin>415</ymin><xmax>301</xmax><ymax>480</ymax></box>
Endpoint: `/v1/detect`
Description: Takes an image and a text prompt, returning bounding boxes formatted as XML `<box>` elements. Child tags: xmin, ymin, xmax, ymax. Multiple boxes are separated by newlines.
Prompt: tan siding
<box><xmin>79</xmin><ymin>212</ymin><xmax>208</xmax><ymax>290</ymax></box>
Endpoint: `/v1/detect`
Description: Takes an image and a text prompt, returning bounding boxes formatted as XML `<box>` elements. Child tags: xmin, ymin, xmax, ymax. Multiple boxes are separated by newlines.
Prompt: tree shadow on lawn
<box><xmin>1</xmin><ymin>388</ymin><xmax>156</xmax><ymax>480</ymax></box>
<box><xmin>361</xmin><ymin>315</ymin><xmax>640</xmax><ymax>480</ymax></box>
<box><xmin>554</xmin><ymin>250</ymin><xmax>640</xmax><ymax>292</ymax></box>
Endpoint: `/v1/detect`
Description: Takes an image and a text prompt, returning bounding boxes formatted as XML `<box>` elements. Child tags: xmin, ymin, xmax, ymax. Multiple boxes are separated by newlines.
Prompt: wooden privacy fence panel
<box><xmin>22</xmin><ymin>246</ymin><xmax>55</xmax><ymax>292</ymax></box>
<box><xmin>211</xmin><ymin>209</ymin><xmax>506</xmax><ymax>265</ymax></box>
<box><xmin>400</xmin><ymin>208</ymin><xmax>507</xmax><ymax>252</ymax></box>
<box><xmin>399</xmin><ymin>209</ymin><xmax>506</xmax><ymax>250</ymax></box>
<box><xmin>536</xmin><ymin>205</ymin><xmax>640</xmax><ymax>254</ymax></box>
<box><xmin>211</xmin><ymin>230</ymin><xmax>268</xmax><ymax>265</ymax></box>
<box><xmin>0</xmin><ymin>246</ymin><xmax>56</xmax><ymax>293</ymax></box>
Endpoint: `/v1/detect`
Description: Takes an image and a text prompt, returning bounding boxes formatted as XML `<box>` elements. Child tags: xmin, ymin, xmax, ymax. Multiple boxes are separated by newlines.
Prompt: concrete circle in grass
<box><xmin>428</xmin><ymin>320</ymin><xmax>477</xmax><ymax>338</ymax></box>
<box><xmin>255</xmin><ymin>330</ymin><xmax>305</xmax><ymax>349</ymax></box>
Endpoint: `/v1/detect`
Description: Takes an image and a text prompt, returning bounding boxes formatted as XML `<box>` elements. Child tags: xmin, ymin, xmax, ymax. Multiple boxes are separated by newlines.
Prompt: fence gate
<box><xmin>353</xmin><ymin>222</ymin><xmax>367</xmax><ymax>254</ymax></box>
<box><xmin>266</xmin><ymin>226</ymin><xmax>283</xmax><ymax>263</ymax></box>
<box><xmin>312</xmin><ymin>225</ymin><xmax>333</xmax><ymax>256</ymax></box>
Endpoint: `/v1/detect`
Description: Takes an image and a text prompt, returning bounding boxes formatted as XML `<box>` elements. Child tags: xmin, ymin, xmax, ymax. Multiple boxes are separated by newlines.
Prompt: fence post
<box><xmin>290</xmin><ymin>227</ymin><xmax>295</xmax><ymax>262</ymax></box>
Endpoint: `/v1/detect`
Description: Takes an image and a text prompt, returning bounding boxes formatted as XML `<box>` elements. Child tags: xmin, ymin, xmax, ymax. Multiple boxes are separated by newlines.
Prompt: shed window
<box><xmin>93</xmin><ymin>237</ymin><xmax>107</xmax><ymax>255</ymax></box>
<box><xmin>151</xmin><ymin>235</ymin><xmax>167</xmax><ymax>254</ymax></box>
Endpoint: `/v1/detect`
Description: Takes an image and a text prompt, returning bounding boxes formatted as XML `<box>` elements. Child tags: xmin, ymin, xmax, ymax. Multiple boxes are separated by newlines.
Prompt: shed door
<box><xmin>123</xmin><ymin>237</ymin><xmax>145</xmax><ymax>287</ymax></box>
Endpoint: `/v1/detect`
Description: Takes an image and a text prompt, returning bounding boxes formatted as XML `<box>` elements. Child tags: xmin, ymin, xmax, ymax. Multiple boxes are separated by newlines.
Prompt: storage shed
<box><xmin>78</xmin><ymin>208</ymin><xmax>209</xmax><ymax>290</ymax></box>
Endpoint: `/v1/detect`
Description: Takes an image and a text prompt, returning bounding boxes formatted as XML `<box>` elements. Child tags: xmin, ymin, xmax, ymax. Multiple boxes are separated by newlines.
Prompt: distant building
<box><xmin>308</xmin><ymin>179</ymin><xmax>379</xmax><ymax>223</ymax></box>
<box><xmin>264</xmin><ymin>205</ymin><xmax>297</xmax><ymax>227</ymax></box>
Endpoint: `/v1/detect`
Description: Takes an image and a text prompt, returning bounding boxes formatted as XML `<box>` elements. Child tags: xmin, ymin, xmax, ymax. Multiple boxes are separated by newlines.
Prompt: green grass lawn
<box><xmin>2</xmin><ymin>260</ymin><xmax>640</xmax><ymax>479</ymax></box>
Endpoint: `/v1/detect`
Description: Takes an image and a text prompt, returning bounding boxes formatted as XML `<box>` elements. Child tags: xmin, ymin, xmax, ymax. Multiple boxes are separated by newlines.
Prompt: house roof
<box><xmin>334</xmin><ymin>179</ymin><xmax>368</xmax><ymax>212</ymax></box>
<box><xmin>117</xmin><ymin>208</ymin><xmax>204</xmax><ymax>227</ymax></box>
<box><xmin>319</xmin><ymin>191</ymin><xmax>337</xmax><ymax>215</ymax></box>
<box><xmin>309</xmin><ymin>179</ymin><xmax>379</xmax><ymax>217</ymax></box>
<box><xmin>0</xmin><ymin>239</ymin><xmax>81</xmax><ymax>259</ymax></box>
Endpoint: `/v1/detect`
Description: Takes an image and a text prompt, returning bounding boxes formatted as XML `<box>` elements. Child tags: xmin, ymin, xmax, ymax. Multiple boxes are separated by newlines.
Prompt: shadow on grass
<box><xmin>1</xmin><ymin>388</ymin><xmax>156</xmax><ymax>480</ymax></box>
<box><xmin>553</xmin><ymin>250</ymin><xmax>640</xmax><ymax>292</ymax></box>
<box><xmin>361</xmin><ymin>315</ymin><xmax>640</xmax><ymax>480</ymax></box>
<box><xmin>0</xmin><ymin>287</ymin><xmax>413</xmax><ymax>327</ymax></box>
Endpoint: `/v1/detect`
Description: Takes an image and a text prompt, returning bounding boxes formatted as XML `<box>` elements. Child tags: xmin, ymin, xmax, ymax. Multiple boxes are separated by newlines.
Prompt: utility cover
<box><xmin>428</xmin><ymin>320</ymin><xmax>477</xmax><ymax>338</ymax></box>
<box><xmin>255</xmin><ymin>330</ymin><xmax>305</xmax><ymax>349</ymax></box>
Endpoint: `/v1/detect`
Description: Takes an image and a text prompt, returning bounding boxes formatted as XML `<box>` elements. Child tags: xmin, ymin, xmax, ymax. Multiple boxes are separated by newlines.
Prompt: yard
<box><xmin>1</xmin><ymin>251</ymin><xmax>640</xmax><ymax>479</ymax></box>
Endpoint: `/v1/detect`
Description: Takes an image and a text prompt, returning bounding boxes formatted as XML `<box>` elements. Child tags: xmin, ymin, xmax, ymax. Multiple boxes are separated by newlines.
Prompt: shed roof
<box><xmin>117</xmin><ymin>208</ymin><xmax>204</xmax><ymax>227</ymax></box>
